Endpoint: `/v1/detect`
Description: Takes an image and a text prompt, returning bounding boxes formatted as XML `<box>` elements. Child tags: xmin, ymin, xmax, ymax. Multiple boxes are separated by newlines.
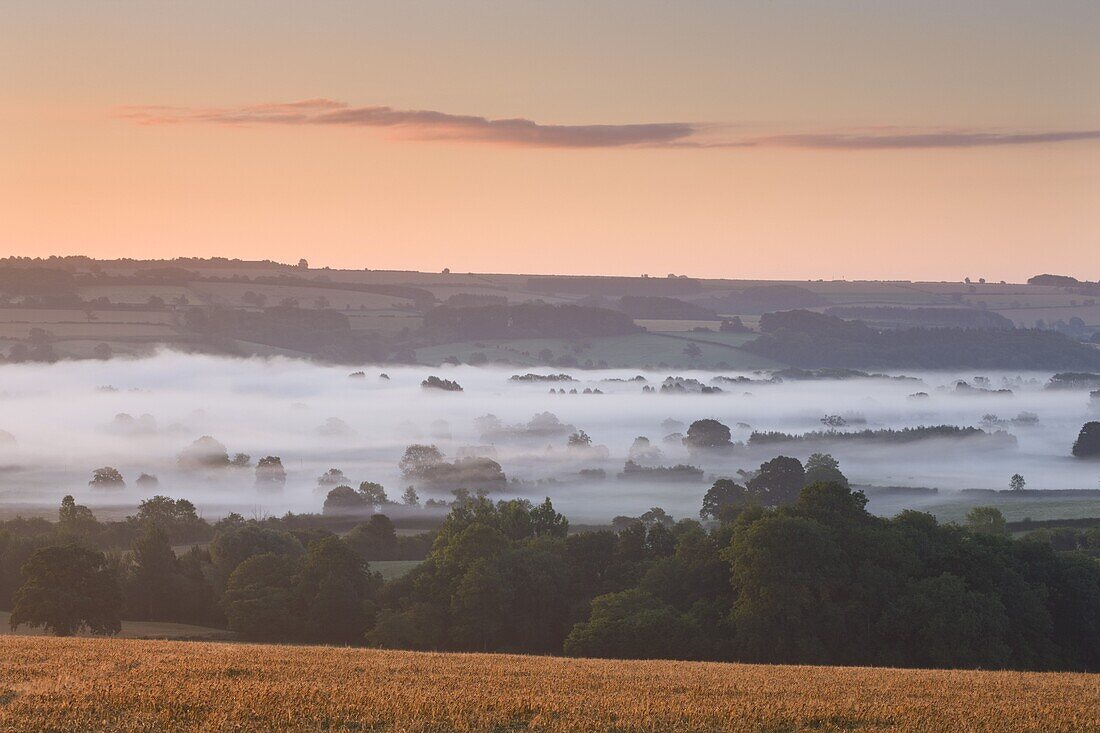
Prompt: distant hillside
<box><xmin>745</xmin><ymin>310</ymin><xmax>1100</xmax><ymax>369</ymax></box>
<box><xmin>1</xmin><ymin>636</ymin><xmax>1093</xmax><ymax>733</ymax></box>
<box><xmin>824</xmin><ymin>306</ymin><xmax>1014</xmax><ymax>329</ymax></box>
<box><xmin>422</xmin><ymin>303</ymin><xmax>640</xmax><ymax>341</ymax></box>
<box><xmin>1028</xmin><ymin>274</ymin><xmax>1081</xmax><ymax>286</ymax></box>
<box><xmin>2</xmin><ymin>257</ymin><xmax>1098</xmax><ymax>367</ymax></box>
<box><xmin>691</xmin><ymin>283</ymin><xmax>829</xmax><ymax>315</ymax></box>
<box><xmin>526</xmin><ymin>275</ymin><xmax>703</xmax><ymax>296</ymax></box>
<box><xmin>614</xmin><ymin>295</ymin><xmax>718</xmax><ymax>320</ymax></box>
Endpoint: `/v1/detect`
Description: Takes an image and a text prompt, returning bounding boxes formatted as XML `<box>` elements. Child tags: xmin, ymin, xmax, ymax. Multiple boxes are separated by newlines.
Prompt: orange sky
<box><xmin>2</xmin><ymin>1</ymin><xmax>1098</xmax><ymax>281</ymax></box>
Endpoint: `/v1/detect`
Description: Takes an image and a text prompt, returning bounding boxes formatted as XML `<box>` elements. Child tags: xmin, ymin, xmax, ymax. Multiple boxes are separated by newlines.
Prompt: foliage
<box><xmin>965</xmin><ymin>506</ymin><xmax>1009</xmax><ymax>537</ymax></box>
<box><xmin>746</xmin><ymin>310</ymin><xmax>1100</xmax><ymax>369</ymax></box>
<box><xmin>1071</xmin><ymin>422</ymin><xmax>1100</xmax><ymax>458</ymax></box>
<box><xmin>745</xmin><ymin>456</ymin><xmax>805</xmax><ymax>506</ymax></box>
<box><xmin>682</xmin><ymin>419</ymin><xmax>732</xmax><ymax>450</ymax></box>
<box><xmin>88</xmin><ymin>466</ymin><xmax>124</xmax><ymax>488</ymax></box>
<box><xmin>255</xmin><ymin>455</ymin><xmax>287</xmax><ymax>488</ymax></box>
<box><xmin>9</xmin><ymin>544</ymin><xmax>121</xmax><ymax>636</ymax></box>
<box><xmin>177</xmin><ymin>436</ymin><xmax>230</xmax><ymax>471</ymax></box>
<box><xmin>421</xmin><ymin>375</ymin><xmax>463</xmax><ymax>392</ymax></box>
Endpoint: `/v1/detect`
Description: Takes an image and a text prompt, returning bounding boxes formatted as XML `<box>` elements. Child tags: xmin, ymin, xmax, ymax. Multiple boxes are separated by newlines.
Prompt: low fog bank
<box><xmin>0</xmin><ymin>351</ymin><xmax>1097</xmax><ymax>523</ymax></box>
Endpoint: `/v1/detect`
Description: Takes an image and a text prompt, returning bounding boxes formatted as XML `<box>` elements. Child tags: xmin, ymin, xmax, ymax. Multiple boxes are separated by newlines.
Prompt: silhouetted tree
<box><xmin>1072</xmin><ymin>422</ymin><xmax>1100</xmax><ymax>458</ymax></box>
<box><xmin>88</xmin><ymin>466</ymin><xmax>125</xmax><ymax>489</ymax></box>
<box><xmin>10</xmin><ymin>545</ymin><xmax>121</xmax><ymax>636</ymax></box>
<box><xmin>966</xmin><ymin>506</ymin><xmax>1009</xmax><ymax>537</ymax></box>
<box><xmin>255</xmin><ymin>456</ymin><xmax>287</xmax><ymax>489</ymax></box>
<box><xmin>682</xmin><ymin>419</ymin><xmax>732</xmax><ymax>450</ymax></box>
<box><xmin>746</xmin><ymin>456</ymin><xmax>805</xmax><ymax>506</ymax></box>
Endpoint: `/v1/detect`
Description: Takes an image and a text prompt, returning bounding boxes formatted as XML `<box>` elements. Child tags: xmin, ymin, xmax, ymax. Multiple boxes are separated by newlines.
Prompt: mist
<box><xmin>0</xmin><ymin>352</ymin><xmax>1096</xmax><ymax>523</ymax></box>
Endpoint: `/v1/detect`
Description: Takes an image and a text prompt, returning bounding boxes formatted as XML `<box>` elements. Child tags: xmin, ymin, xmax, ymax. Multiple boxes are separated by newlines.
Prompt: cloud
<box><xmin>759</xmin><ymin>129</ymin><xmax>1100</xmax><ymax>149</ymax></box>
<box><xmin>117</xmin><ymin>99</ymin><xmax>1100</xmax><ymax>151</ymax></box>
<box><xmin>118</xmin><ymin>99</ymin><xmax>695</xmax><ymax>148</ymax></box>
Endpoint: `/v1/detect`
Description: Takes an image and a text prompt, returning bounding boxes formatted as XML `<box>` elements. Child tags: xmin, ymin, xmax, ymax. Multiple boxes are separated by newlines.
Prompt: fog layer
<box><xmin>0</xmin><ymin>352</ymin><xmax>1096</xmax><ymax>522</ymax></box>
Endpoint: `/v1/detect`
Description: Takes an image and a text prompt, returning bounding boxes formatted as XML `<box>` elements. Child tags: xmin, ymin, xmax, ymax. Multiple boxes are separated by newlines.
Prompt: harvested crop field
<box><xmin>0</xmin><ymin>636</ymin><xmax>1096</xmax><ymax>732</ymax></box>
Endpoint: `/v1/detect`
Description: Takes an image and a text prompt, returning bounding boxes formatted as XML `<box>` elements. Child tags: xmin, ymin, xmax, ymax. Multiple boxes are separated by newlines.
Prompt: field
<box><xmin>3</xmin><ymin>260</ymin><xmax>1098</xmax><ymax>366</ymax></box>
<box><xmin>369</xmin><ymin>559</ymin><xmax>422</xmax><ymax>580</ymax></box>
<box><xmin>0</xmin><ymin>637</ymin><xmax>1095</xmax><ymax>732</ymax></box>
<box><xmin>0</xmin><ymin>612</ymin><xmax>231</xmax><ymax>641</ymax></box>
<box><xmin>414</xmin><ymin>332</ymin><xmax>782</xmax><ymax>369</ymax></box>
<box><xmin>922</xmin><ymin>495</ymin><xmax>1100</xmax><ymax>524</ymax></box>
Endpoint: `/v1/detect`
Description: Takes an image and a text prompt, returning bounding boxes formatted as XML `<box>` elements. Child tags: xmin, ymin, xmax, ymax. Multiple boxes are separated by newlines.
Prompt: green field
<box><xmin>923</xmin><ymin>496</ymin><xmax>1100</xmax><ymax>524</ymax></box>
<box><xmin>0</xmin><ymin>611</ymin><xmax>232</xmax><ymax>641</ymax></box>
<box><xmin>370</xmin><ymin>559</ymin><xmax>422</xmax><ymax>580</ymax></box>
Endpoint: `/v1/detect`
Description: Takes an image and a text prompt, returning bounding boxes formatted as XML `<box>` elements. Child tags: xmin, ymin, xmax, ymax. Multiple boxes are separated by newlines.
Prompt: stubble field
<box><xmin>0</xmin><ymin>636</ymin><xmax>1096</xmax><ymax>732</ymax></box>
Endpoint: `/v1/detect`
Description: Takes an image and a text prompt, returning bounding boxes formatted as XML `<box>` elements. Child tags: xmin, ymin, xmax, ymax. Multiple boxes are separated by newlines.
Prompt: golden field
<box><xmin>0</xmin><ymin>636</ymin><xmax>1096</xmax><ymax>732</ymax></box>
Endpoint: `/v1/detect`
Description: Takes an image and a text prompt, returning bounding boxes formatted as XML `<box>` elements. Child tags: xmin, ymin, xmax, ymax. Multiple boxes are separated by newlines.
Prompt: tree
<box><xmin>58</xmin><ymin>495</ymin><xmax>97</xmax><ymax>536</ymax></box>
<box><xmin>208</xmin><ymin>526</ymin><xmax>304</xmax><ymax>590</ymax></box>
<box><xmin>723</xmin><ymin>515</ymin><xmax>845</xmax><ymax>663</ymax></box>
<box><xmin>317</xmin><ymin>468</ymin><xmax>348</xmax><ymax>488</ymax></box>
<box><xmin>298</xmin><ymin>536</ymin><xmax>376</xmax><ymax>645</ymax></box>
<box><xmin>530</xmin><ymin>498</ymin><xmax>569</xmax><ymax>538</ymax></box>
<box><xmin>346</xmin><ymin>515</ymin><xmax>398</xmax><ymax>560</ymax></box>
<box><xmin>1009</xmin><ymin>473</ymin><xmax>1026</xmax><ymax>491</ymax></box>
<box><xmin>804</xmin><ymin>453</ymin><xmax>849</xmax><ymax>489</ymax></box>
<box><xmin>177</xmin><ymin>436</ymin><xmax>230</xmax><ymax>471</ymax></box>
<box><xmin>255</xmin><ymin>456</ymin><xmax>286</xmax><ymax>489</ymax></box>
<box><xmin>230</xmin><ymin>453</ymin><xmax>251</xmax><ymax>468</ymax></box>
<box><xmin>399</xmin><ymin>444</ymin><xmax>444</xmax><ymax>479</ymax></box>
<box><xmin>359</xmin><ymin>481</ymin><xmax>389</xmax><ymax>507</ymax></box>
<box><xmin>450</xmin><ymin>557</ymin><xmax>512</xmax><ymax>651</ymax></box>
<box><xmin>1072</xmin><ymin>422</ymin><xmax>1100</xmax><ymax>458</ymax></box>
<box><xmin>564</xmin><ymin>589</ymin><xmax>702</xmax><ymax>660</ymax></box>
<box><xmin>422</xmin><ymin>376</ymin><xmax>463</xmax><ymax>392</ymax></box>
<box><xmin>221</xmin><ymin>553</ymin><xmax>303</xmax><ymax>641</ymax></box>
<box><xmin>129</xmin><ymin>496</ymin><xmax>207</xmax><ymax>544</ymax></box>
<box><xmin>241</xmin><ymin>291</ymin><xmax>267</xmax><ymax>307</ymax></box>
<box><xmin>746</xmin><ymin>456</ymin><xmax>805</xmax><ymax>506</ymax></box>
<box><xmin>88</xmin><ymin>466</ymin><xmax>125</xmax><ymax>489</ymax></box>
<box><xmin>700</xmin><ymin>479</ymin><xmax>751</xmax><ymax>520</ymax></box>
<box><xmin>567</xmin><ymin>430</ymin><xmax>592</xmax><ymax>448</ymax></box>
<box><xmin>877</xmin><ymin>573</ymin><xmax>1010</xmax><ymax>669</ymax></box>
<box><xmin>127</xmin><ymin>523</ymin><xmax>182</xmax><ymax>620</ymax></box>
<box><xmin>401</xmin><ymin>486</ymin><xmax>420</xmax><ymax>507</ymax></box>
<box><xmin>135</xmin><ymin>473</ymin><xmax>159</xmax><ymax>490</ymax></box>
<box><xmin>323</xmin><ymin>486</ymin><xmax>367</xmax><ymax>515</ymax></box>
<box><xmin>966</xmin><ymin>506</ymin><xmax>1009</xmax><ymax>537</ymax></box>
<box><xmin>682</xmin><ymin>419</ymin><xmax>732</xmax><ymax>450</ymax></box>
<box><xmin>10</xmin><ymin>544</ymin><xmax>122</xmax><ymax>636</ymax></box>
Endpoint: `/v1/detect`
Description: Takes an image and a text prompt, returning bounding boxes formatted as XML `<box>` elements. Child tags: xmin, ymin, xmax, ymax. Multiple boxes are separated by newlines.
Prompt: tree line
<box><xmin>745</xmin><ymin>310</ymin><xmax>1100</xmax><ymax>369</ymax></box>
<box><xmin>3</xmin><ymin>463</ymin><xmax>1099</xmax><ymax>671</ymax></box>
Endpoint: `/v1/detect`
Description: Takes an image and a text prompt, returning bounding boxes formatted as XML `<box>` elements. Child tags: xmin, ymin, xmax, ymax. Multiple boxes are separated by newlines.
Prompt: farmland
<box><xmin>0</xmin><ymin>636</ymin><xmax>1095</xmax><ymax>733</ymax></box>
<box><xmin>414</xmin><ymin>332</ymin><xmax>781</xmax><ymax>369</ymax></box>
<box><xmin>0</xmin><ymin>612</ymin><xmax>231</xmax><ymax>642</ymax></box>
<box><xmin>2</xmin><ymin>258</ymin><xmax>1098</xmax><ymax>367</ymax></box>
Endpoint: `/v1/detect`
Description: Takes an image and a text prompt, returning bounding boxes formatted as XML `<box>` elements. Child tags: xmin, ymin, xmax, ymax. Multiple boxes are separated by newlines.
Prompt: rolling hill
<box><xmin>0</xmin><ymin>636</ymin><xmax>1095</xmax><ymax>732</ymax></box>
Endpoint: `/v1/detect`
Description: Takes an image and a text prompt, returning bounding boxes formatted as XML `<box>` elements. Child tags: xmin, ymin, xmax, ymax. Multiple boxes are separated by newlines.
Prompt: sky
<box><xmin>1</xmin><ymin>1</ymin><xmax>1098</xmax><ymax>281</ymax></box>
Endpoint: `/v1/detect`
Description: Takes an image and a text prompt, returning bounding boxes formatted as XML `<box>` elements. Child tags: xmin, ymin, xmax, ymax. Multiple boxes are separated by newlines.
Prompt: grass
<box><xmin>923</xmin><ymin>496</ymin><xmax>1100</xmax><ymax>524</ymax></box>
<box><xmin>0</xmin><ymin>612</ymin><xmax>232</xmax><ymax>641</ymax></box>
<box><xmin>370</xmin><ymin>559</ymin><xmax>422</xmax><ymax>580</ymax></box>
<box><xmin>0</xmin><ymin>636</ymin><xmax>1094</xmax><ymax>732</ymax></box>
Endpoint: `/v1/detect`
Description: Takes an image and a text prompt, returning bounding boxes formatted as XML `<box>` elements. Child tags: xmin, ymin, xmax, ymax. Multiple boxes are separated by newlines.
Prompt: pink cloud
<box><xmin>117</xmin><ymin>100</ymin><xmax>1100</xmax><ymax>150</ymax></box>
